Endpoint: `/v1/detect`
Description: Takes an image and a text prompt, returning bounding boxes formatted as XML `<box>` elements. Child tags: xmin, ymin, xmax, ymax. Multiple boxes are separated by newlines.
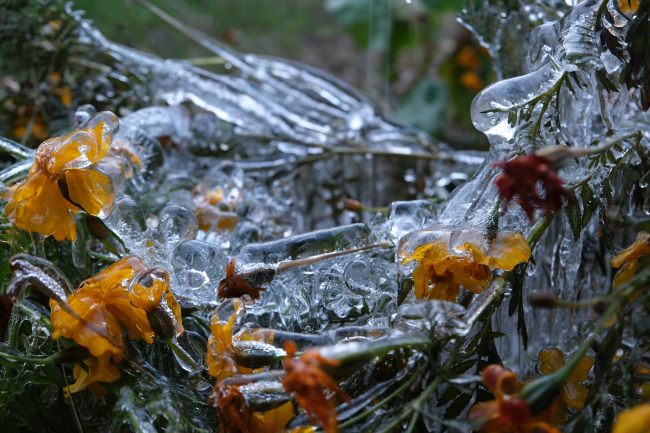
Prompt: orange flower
<box><xmin>399</xmin><ymin>230</ymin><xmax>530</xmax><ymax>301</ymax></box>
<box><xmin>469</xmin><ymin>365</ymin><xmax>559</xmax><ymax>433</ymax></box>
<box><xmin>50</xmin><ymin>255</ymin><xmax>183</xmax><ymax>395</ymax></box>
<box><xmin>612</xmin><ymin>402</ymin><xmax>650</xmax><ymax>433</ymax></box>
<box><xmin>4</xmin><ymin>111</ymin><xmax>118</xmax><ymax>241</ymax></box>
<box><xmin>210</xmin><ymin>383</ymin><xmax>251</xmax><ymax>433</ymax></box>
<box><xmin>206</xmin><ymin>298</ymin><xmax>246</xmax><ymax>383</ymax></box>
<box><xmin>460</xmin><ymin>71</ymin><xmax>484</xmax><ymax>92</ymax></box>
<box><xmin>610</xmin><ymin>232</ymin><xmax>650</xmax><ymax>288</ymax></box>
<box><xmin>537</xmin><ymin>348</ymin><xmax>593</xmax><ymax>424</ymax></box>
<box><xmin>282</xmin><ymin>341</ymin><xmax>349</xmax><ymax>433</ymax></box>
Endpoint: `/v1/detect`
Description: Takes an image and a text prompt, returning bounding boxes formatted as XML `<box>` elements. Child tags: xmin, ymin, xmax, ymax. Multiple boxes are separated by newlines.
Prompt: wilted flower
<box><xmin>493</xmin><ymin>153</ymin><xmax>571</xmax><ymax>220</ymax></box>
<box><xmin>468</xmin><ymin>365</ymin><xmax>559</xmax><ymax>433</ymax></box>
<box><xmin>218</xmin><ymin>259</ymin><xmax>267</xmax><ymax>301</ymax></box>
<box><xmin>282</xmin><ymin>341</ymin><xmax>349</xmax><ymax>433</ymax></box>
<box><xmin>50</xmin><ymin>255</ymin><xmax>183</xmax><ymax>395</ymax></box>
<box><xmin>210</xmin><ymin>383</ymin><xmax>251</xmax><ymax>433</ymax></box>
<box><xmin>610</xmin><ymin>232</ymin><xmax>650</xmax><ymax>288</ymax></box>
<box><xmin>537</xmin><ymin>347</ymin><xmax>593</xmax><ymax>424</ymax></box>
<box><xmin>399</xmin><ymin>229</ymin><xmax>530</xmax><ymax>301</ymax></box>
<box><xmin>210</xmin><ymin>384</ymin><xmax>301</xmax><ymax>433</ymax></box>
<box><xmin>4</xmin><ymin>112</ymin><xmax>118</xmax><ymax>241</ymax></box>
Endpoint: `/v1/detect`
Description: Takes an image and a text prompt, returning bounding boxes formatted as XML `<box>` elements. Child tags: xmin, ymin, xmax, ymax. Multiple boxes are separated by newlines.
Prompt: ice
<box><xmin>235</xmin><ymin>223</ymin><xmax>371</xmax><ymax>271</ymax></box>
<box><xmin>104</xmin><ymin>195</ymin><xmax>148</xmax><ymax>244</ymax></box>
<box><xmin>4</xmin><ymin>1</ymin><xmax>644</xmax><ymax>410</ymax></box>
<box><xmin>171</xmin><ymin>239</ymin><xmax>227</xmax><ymax>302</ymax></box>
<box><xmin>121</xmin><ymin>105</ymin><xmax>192</xmax><ymax>145</ymax></box>
<box><xmin>156</xmin><ymin>205</ymin><xmax>199</xmax><ymax>250</ymax></box>
<box><xmin>344</xmin><ymin>260</ymin><xmax>377</xmax><ymax>296</ymax></box>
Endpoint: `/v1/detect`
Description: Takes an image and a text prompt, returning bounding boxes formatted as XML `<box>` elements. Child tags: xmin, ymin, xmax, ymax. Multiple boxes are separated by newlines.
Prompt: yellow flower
<box><xmin>610</xmin><ymin>232</ymin><xmax>650</xmax><ymax>288</ymax></box>
<box><xmin>63</xmin><ymin>354</ymin><xmax>120</xmax><ymax>399</ymax></box>
<box><xmin>250</xmin><ymin>402</ymin><xmax>296</xmax><ymax>433</ymax></box>
<box><xmin>50</xmin><ymin>256</ymin><xmax>183</xmax><ymax>395</ymax></box>
<box><xmin>206</xmin><ymin>298</ymin><xmax>246</xmax><ymax>383</ymax></box>
<box><xmin>399</xmin><ymin>229</ymin><xmax>530</xmax><ymax>301</ymax></box>
<box><xmin>4</xmin><ymin>112</ymin><xmax>118</xmax><ymax>242</ymax></box>
<box><xmin>537</xmin><ymin>347</ymin><xmax>594</xmax><ymax>423</ymax></box>
<box><xmin>612</xmin><ymin>403</ymin><xmax>650</xmax><ymax>433</ymax></box>
<box><xmin>618</xmin><ymin>0</ymin><xmax>639</xmax><ymax>15</ymax></box>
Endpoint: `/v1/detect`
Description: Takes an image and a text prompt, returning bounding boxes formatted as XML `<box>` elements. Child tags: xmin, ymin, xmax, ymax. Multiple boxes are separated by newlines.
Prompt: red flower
<box><xmin>493</xmin><ymin>154</ymin><xmax>571</xmax><ymax>220</ymax></box>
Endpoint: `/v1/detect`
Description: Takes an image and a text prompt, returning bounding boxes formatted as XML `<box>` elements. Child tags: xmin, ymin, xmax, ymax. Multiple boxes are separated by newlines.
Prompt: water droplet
<box><xmin>640</xmin><ymin>171</ymin><xmax>650</xmax><ymax>189</ymax></box>
<box><xmin>643</xmin><ymin>195</ymin><xmax>650</xmax><ymax>215</ymax></box>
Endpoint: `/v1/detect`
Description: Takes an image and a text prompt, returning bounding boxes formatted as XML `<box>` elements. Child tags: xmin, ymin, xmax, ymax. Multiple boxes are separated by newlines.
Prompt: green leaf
<box><xmin>596</xmin><ymin>69</ymin><xmax>620</xmax><ymax>92</ymax></box>
<box><xmin>443</xmin><ymin>390</ymin><xmax>473</xmax><ymax>420</ymax></box>
<box><xmin>566</xmin><ymin>192</ymin><xmax>582</xmax><ymax>239</ymax></box>
<box><xmin>437</xmin><ymin>385</ymin><xmax>462</xmax><ymax>407</ymax></box>
<box><xmin>394</xmin><ymin>78</ymin><xmax>449</xmax><ymax>135</ymax></box>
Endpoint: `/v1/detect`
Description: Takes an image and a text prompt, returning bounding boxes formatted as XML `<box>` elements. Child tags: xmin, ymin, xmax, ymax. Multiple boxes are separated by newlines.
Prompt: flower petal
<box><xmin>613</xmin><ymin>403</ymin><xmax>650</xmax><ymax>433</ymax></box>
<box><xmin>611</xmin><ymin>232</ymin><xmax>650</xmax><ymax>268</ymax></box>
<box><xmin>251</xmin><ymin>402</ymin><xmax>295</xmax><ymax>433</ymax></box>
<box><xmin>65</xmin><ymin>167</ymin><xmax>115</xmax><ymax>217</ymax></box>
<box><xmin>560</xmin><ymin>383</ymin><xmax>589</xmax><ymax>410</ymax></box>
<box><xmin>5</xmin><ymin>174</ymin><xmax>78</xmax><ymax>242</ymax></box>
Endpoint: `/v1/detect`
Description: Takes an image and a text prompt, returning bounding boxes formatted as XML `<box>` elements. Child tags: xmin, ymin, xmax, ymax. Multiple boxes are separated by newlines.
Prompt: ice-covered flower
<box><xmin>398</xmin><ymin>229</ymin><xmax>530</xmax><ymax>301</ymax></box>
<box><xmin>537</xmin><ymin>347</ymin><xmax>594</xmax><ymax>423</ymax></box>
<box><xmin>4</xmin><ymin>112</ymin><xmax>118</xmax><ymax>241</ymax></box>
<box><xmin>493</xmin><ymin>153</ymin><xmax>571</xmax><ymax>220</ymax></box>
<box><xmin>282</xmin><ymin>341</ymin><xmax>349</xmax><ymax>433</ymax></box>
<box><xmin>50</xmin><ymin>255</ymin><xmax>183</xmax><ymax>395</ymax></box>
<box><xmin>218</xmin><ymin>259</ymin><xmax>267</xmax><ymax>300</ymax></box>
<box><xmin>468</xmin><ymin>365</ymin><xmax>559</xmax><ymax>433</ymax></box>
<box><xmin>206</xmin><ymin>298</ymin><xmax>245</xmax><ymax>383</ymax></box>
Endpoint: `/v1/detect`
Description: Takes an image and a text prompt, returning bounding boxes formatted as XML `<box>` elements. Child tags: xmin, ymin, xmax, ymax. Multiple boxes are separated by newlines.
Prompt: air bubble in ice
<box><xmin>172</xmin><ymin>240</ymin><xmax>227</xmax><ymax>291</ymax></box>
<box><xmin>156</xmin><ymin>205</ymin><xmax>199</xmax><ymax>247</ymax></box>
<box><xmin>104</xmin><ymin>195</ymin><xmax>147</xmax><ymax>239</ymax></box>
<box><xmin>344</xmin><ymin>260</ymin><xmax>377</xmax><ymax>296</ymax></box>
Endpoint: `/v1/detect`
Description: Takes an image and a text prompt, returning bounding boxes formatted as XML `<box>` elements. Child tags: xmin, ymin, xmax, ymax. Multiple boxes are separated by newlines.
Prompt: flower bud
<box><xmin>528</xmin><ymin>292</ymin><xmax>559</xmax><ymax>309</ymax></box>
<box><xmin>342</xmin><ymin>199</ymin><xmax>361</xmax><ymax>212</ymax></box>
<box><xmin>146</xmin><ymin>306</ymin><xmax>177</xmax><ymax>340</ymax></box>
<box><xmin>86</xmin><ymin>214</ymin><xmax>111</xmax><ymax>241</ymax></box>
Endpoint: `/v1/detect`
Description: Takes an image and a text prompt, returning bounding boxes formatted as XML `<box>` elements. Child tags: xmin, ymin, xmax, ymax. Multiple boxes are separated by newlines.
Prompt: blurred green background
<box><xmin>74</xmin><ymin>0</ymin><xmax>492</xmax><ymax>149</ymax></box>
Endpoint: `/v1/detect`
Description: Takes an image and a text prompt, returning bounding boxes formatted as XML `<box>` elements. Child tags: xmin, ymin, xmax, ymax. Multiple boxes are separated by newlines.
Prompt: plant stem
<box><xmin>376</xmin><ymin>339</ymin><xmax>463</xmax><ymax>433</ymax></box>
<box><xmin>0</xmin><ymin>137</ymin><xmax>33</xmax><ymax>160</ymax></box>
<box><xmin>571</xmin><ymin>131</ymin><xmax>641</xmax><ymax>158</ymax></box>
<box><xmin>338</xmin><ymin>363</ymin><xmax>429</xmax><ymax>430</ymax></box>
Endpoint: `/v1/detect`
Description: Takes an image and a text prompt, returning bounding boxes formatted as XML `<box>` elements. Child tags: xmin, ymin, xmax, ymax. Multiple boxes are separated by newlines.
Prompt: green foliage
<box><xmin>394</xmin><ymin>78</ymin><xmax>448</xmax><ymax>135</ymax></box>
